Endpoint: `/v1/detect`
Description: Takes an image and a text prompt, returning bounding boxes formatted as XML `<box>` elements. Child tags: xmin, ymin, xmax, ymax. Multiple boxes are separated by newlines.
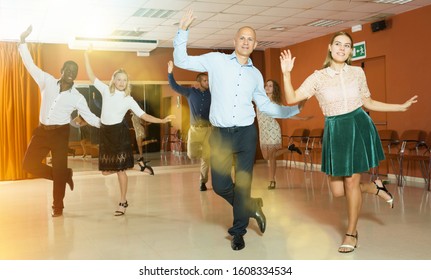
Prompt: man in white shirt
<box><xmin>18</xmin><ymin>26</ymin><xmax>101</xmax><ymax>217</ymax></box>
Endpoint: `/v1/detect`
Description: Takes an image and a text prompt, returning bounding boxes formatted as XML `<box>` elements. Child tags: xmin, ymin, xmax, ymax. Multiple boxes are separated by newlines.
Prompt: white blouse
<box><xmin>295</xmin><ymin>64</ymin><xmax>371</xmax><ymax>117</ymax></box>
<box><xmin>94</xmin><ymin>78</ymin><xmax>145</xmax><ymax>125</ymax></box>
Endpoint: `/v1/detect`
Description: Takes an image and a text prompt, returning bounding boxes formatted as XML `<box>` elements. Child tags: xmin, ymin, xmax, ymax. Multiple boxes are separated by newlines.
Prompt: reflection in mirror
<box><xmin>66</xmin><ymin>85</ymin><xmax>102</xmax><ymax>171</ymax></box>
<box><xmin>67</xmin><ymin>84</ymin><xmax>188</xmax><ymax>172</ymax></box>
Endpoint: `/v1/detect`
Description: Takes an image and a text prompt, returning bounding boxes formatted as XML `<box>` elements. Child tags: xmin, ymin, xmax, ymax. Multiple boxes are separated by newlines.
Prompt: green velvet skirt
<box><xmin>321</xmin><ymin>107</ymin><xmax>384</xmax><ymax>177</ymax></box>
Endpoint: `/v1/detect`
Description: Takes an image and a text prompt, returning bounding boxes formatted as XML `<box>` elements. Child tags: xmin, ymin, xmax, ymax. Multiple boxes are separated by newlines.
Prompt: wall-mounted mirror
<box><xmin>65</xmin><ymin>83</ymin><xmax>193</xmax><ymax>172</ymax></box>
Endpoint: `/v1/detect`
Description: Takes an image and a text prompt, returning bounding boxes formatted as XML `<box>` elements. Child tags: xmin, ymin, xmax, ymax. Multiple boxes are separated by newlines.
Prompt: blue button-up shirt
<box><xmin>173</xmin><ymin>29</ymin><xmax>300</xmax><ymax>128</ymax></box>
<box><xmin>168</xmin><ymin>73</ymin><xmax>211</xmax><ymax>126</ymax></box>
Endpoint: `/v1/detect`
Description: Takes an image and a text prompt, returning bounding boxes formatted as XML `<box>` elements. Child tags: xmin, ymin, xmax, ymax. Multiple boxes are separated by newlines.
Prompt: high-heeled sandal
<box><xmin>114</xmin><ymin>201</ymin><xmax>128</xmax><ymax>216</ymax></box>
<box><xmin>138</xmin><ymin>160</ymin><xmax>154</xmax><ymax>175</ymax></box>
<box><xmin>373</xmin><ymin>179</ymin><xmax>394</xmax><ymax>208</ymax></box>
<box><xmin>338</xmin><ymin>232</ymin><xmax>358</xmax><ymax>253</ymax></box>
<box><xmin>268</xmin><ymin>181</ymin><xmax>276</xmax><ymax>190</ymax></box>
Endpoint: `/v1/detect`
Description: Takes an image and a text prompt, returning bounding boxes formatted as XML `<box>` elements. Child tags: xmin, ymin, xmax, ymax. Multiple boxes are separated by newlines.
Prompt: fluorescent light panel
<box><xmin>373</xmin><ymin>0</ymin><xmax>412</xmax><ymax>4</ymax></box>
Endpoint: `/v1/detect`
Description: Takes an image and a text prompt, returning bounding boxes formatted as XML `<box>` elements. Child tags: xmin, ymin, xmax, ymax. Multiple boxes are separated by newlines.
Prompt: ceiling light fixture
<box><xmin>270</xmin><ymin>26</ymin><xmax>286</xmax><ymax>31</ymax></box>
<box><xmin>372</xmin><ymin>0</ymin><xmax>412</xmax><ymax>4</ymax></box>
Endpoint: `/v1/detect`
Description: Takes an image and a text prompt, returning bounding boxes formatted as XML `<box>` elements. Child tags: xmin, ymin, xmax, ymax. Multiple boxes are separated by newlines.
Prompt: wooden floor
<box><xmin>1</xmin><ymin>152</ymin><xmax>431</xmax><ymax>262</ymax></box>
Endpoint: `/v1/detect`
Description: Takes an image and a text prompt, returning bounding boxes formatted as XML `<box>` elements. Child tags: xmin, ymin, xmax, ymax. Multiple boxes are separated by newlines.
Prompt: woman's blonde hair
<box><xmin>109</xmin><ymin>69</ymin><xmax>131</xmax><ymax>96</ymax></box>
<box><xmin>322</xmin><ymin>31</ymin><xmax>354</xmax><ymax>69</ymax></box>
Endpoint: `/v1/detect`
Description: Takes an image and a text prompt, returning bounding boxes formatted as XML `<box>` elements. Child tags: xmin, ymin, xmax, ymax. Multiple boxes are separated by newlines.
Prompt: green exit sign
<box><xmin>352</xmin><ymin>41</ymin><xmax>366</xmax><ymax>61</ymax></box>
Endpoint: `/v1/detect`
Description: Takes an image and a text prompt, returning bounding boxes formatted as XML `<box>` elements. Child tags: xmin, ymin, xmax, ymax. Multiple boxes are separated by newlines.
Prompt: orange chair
<box><xmin>402</xmin><ymin>131</ymin><xmax>431</xmax><ymax>190</ymax></box>
<box><xmin>391</xmin><ymin>129</ymin><xmax>427</xmax><ymax>186</ymax></box>
<box><xmin>372</xmin><ymin>129</ymin><xmax>399</xmax><ymax>180</ymax></box>
<box><xmin>283</xmin><ymin>128</ymin><xmax>310</xmax><ymax>169</ymax></box>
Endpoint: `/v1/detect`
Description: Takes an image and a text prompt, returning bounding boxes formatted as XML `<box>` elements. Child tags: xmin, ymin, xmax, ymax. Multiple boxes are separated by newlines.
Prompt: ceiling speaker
<box><xmin>371</xmin><ymin>20</ymin><xmax>387</xmax><ymax>32</ymax></box>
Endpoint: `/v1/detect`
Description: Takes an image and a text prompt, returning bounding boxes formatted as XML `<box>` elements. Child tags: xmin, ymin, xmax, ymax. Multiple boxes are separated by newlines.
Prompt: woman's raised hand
<box><xmin>280</xmin><ymin>50</ymin><xmax>296</xmax><ymax>74</ymax></box>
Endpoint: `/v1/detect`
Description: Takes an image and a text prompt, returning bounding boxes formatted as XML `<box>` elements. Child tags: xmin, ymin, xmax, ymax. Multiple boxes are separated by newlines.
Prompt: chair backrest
<box><xmin>398</xmin><ymin>129</ymin><xmax>427</xmax><ymax>154</ymax></box>
<box><xmin>307</xmin><ymin>128</ymin><xmax>324</xmax><ymax>149</ymax></box>
<box><xmin>288</xmin><ymin>128</ymin><xmax>310</xmax><ymax>147</ymax></box>
<box><xmin>399</xmin><ymin>129</ymin><xmax>426</xmax><ymax>141</ymax></box>
<box><xmin>309</xmin><ymin>128</ymin><xmax>324</xmax><ymax>138</ymax></box>
<box><xmin>378</xmin><ymin>129</ymin><xmax>398</xmax><ymax>141</ymax></box>
<box><xmin>426</xmin><ymin>131</ymin><xmax>431</xmax><ymax>148</ymax></box>
<box><xmin>419</xmin><ymin>131</ymin><xmax>431</xmax><ymax>154</ymax></box>
<box><xmin>378</xmin><ymin>129</ymin><xmax>399</xmax><ymax>153</ymax></box>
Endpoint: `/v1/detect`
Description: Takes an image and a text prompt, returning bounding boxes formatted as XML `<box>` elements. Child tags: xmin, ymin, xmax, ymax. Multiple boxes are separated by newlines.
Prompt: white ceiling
<box><xmin>1</xmin><ymin>0</ymin><xmax>430</xmax><ymax>51</ymax></box>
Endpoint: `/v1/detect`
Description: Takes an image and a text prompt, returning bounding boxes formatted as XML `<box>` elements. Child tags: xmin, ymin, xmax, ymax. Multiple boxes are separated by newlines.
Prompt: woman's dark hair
<box><xmin>267</xmin><ymin>79</ymin><xmax>282</xmax><ymax>105</ymax></box>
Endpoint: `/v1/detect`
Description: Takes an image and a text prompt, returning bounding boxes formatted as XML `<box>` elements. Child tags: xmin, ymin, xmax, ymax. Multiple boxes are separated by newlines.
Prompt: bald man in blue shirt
<box><xmin>174</xmin><ymin>10</ymin><xmax>305</xmax><ymax>250</ymax></box>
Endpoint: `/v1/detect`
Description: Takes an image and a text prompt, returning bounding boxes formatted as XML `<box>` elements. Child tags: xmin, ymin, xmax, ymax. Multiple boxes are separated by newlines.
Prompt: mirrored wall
<box><xmin>69</xmin><ymin>83</ymin><xmax>175</xmax><ymax>171</ymax></box>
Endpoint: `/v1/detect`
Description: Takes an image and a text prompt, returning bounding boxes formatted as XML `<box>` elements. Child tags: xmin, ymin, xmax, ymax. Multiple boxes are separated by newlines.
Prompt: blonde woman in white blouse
<box><xmin>84</xmin><ymin>51</ymin><xmax>175</xmax><ymax>216</ymax></box>
<box><xmin>280</xmin><ymin>31</ymin><xmax>417</xmax><ymax>253</ymax></box>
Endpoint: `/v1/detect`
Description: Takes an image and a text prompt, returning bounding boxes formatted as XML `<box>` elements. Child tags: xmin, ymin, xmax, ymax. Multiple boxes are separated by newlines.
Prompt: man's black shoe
<box><xmin>51</xmin><ymin>208</ymin><xmax>63</xmax><ymax>217</ymax></box>
<box><xmin>251</xmin><ymin>198</ymin><xmax>266</xmax><ymax>233</ymax></box>
<box><xmin>200</xmin><ymin>183</ymin><xmax>207</xmax><ymax>191</ymax></box>
<box><xmin>288</xmin><ymin>144</ymin><xmax>302</xmax><ymax>155</ymax></box>
<box><xmin>231</xmin><ymin>234</ymin><xmax>245</xmax><ymax>250</ymax></box>
<box><xmin>67</xmin><ymin>168</ymin><xmax>74</xmax><ymax>191</ymax></box>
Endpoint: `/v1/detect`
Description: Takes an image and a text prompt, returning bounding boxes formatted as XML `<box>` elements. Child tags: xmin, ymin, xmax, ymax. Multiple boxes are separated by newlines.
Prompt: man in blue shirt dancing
<box><xmin>168</xmin><ymin>60</ymin><xmax>211</xmax><ymax>191</ymax></box>
<box><xmin>174</xmin><ymin>9</ymin><xmax>305</xmax><ymax>250</ymax></box>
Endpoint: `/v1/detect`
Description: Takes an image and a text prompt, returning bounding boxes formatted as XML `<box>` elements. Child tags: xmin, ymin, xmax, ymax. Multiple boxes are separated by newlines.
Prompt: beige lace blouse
<box><xmin>295</xmin><ymin>64</ymin><xmax>371</xmax><ymax>116</ymax></box>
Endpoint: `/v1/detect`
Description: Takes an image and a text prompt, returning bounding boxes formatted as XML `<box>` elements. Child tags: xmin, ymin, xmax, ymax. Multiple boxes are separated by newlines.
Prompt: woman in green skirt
<box><xmin>280</xmin><ymin>31</ymin><xmax>418</xmax><ymax>253</ymax></box>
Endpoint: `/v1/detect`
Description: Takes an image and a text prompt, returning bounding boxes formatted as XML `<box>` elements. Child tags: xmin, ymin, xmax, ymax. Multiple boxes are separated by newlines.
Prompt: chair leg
<box><xmin>310</xmin><ymin>153</ymin><xmax>314</xmax><ymax>171</ymax></box>
<box><xmin>303</xmin><ymin>151</ymin><xmax>308</xmax><ymax>171</ymax></box>
<box><xmin>428</xmin><ymin>158</ymin><xmax>431</xmax><ymax>191</ymax></box>
<box><xmin>418</xmin><ymin>159</ymin><xmax>428</xmax><ymax>185</ymax></box>
<box><xmin>289</xmin><ymin>151</ymin><xmax>293</xmax><ymax>169</ymax></box>
<box><xmin>388</xmin><ymin>156</ymin><xmax>400</xmax><ymax>186</ymax></box>
<box><xmin>369</xmin><ymin>166</ymin><xmax>378</xmax><ymax>182</ymax></box>
<box><xmin>397</xmin><ymin>155</ymin><xmax>405</xmax><ymax>187</ymax></box>
<box><xmin>289</xmin><ymin>151</ymin><xmax>297</xmax><ymax>169</ymax></box>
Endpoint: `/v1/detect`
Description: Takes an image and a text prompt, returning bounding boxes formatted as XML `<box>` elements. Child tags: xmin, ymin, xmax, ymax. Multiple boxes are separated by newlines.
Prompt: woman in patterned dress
<box><xmin>257</xmin><ymin>80</ymin><xmax>309</xmax><ymax>189</ymax></box>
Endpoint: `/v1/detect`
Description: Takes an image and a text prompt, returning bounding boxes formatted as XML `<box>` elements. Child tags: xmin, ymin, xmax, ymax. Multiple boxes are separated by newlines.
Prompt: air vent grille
<box><xmin>307</xmin><ymin>19</ymin><xmax>344</xmax><ymax>27</ymax></box>
<box><xmin>257</xmin><ymin>41</ymin><xmax>279</xmax><ymax>48</ymax></box>
<box><xmin>111</xmin><ymin>30</ymin><xmax>146</xmax><ymax>37</ymax></box>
